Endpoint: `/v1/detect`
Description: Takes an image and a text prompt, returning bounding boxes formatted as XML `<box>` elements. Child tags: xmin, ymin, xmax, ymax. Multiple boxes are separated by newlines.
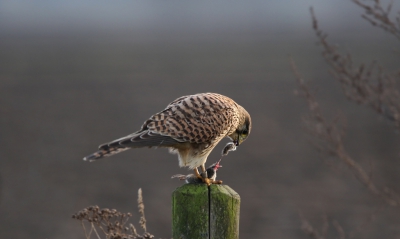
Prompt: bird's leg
<box><xmin>201</xmin><ymin>164</ymin><xmax>206</xmax><ymax>173</ymax></box>
<box><xmin>194</xmin><ymin>167</ymin><xmax>212</xmax><ymax>186</ymax></box>
<box><xmin>194</xmin><ymin>168</ymin><xmax>202</xmax><ymax>178</ymax></box>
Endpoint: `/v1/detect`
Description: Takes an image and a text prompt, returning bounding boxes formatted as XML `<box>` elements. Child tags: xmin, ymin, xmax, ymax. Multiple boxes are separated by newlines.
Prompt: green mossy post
<box><xmin>172</xmin><ymin>184</ymin><xmax>240</xmax><ymax>239</ymax></box>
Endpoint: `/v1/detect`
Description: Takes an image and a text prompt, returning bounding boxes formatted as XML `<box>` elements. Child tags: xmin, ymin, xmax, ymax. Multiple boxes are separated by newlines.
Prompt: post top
<box><xmin>173</xmin><ymin>184</ymin><xmax>240</xmax><ymax>200</ymax></box>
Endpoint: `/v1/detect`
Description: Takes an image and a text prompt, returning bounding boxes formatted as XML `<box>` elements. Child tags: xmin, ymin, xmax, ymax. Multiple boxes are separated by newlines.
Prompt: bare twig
<box><xmin>138</xmin><ymin>188</ymin><xmax>147</xmax><ymax>233</ymax></box>
<box><xmin>291</xmin><ymin>57</ymin><xmax>399</xmax><ymax>206</ymax></box>
<box><xmin>321</xmin><ymin>214</ymin><xmax>329</xmax><ymax>239</ymax></box>
<box><xmin>352</xmin><ymin>0</ymin><xmax>400</xmax><ymax>40</ymax></box>
<box><xmin>295</xmin><ymin>2</ymin><xmax>400</xmax><ymax>239</ymax></box>
<box><xmin>348</xmin><ymin>205</ymin><xmax>383</xmax><ymax>239</ymax></box>
<box><xmin>310</xmin><ymin>7</ymin><xmax>400</xmax><ymax>129</ymax></box>
<box><xmin>130</xmin><ymin>224</ymin><xmax>139</xmax><ymax>237</ymax></box>
<box><xmin>332</xmin><ymin>220</ymin><xmax>346</xmax><ymax>239</ymax></box>
<box><xmin>299</xmin><ymin>212</ymin><xmax>348</xmax><ymax>239</ymax></box>
<box><xmin>299</xmin><ymin>211</ymin><xmax>324</xmax><ymax>239</ymax></box>
<box><xmin>91</xmin><ymin>222</ymin><xmax>102</xmax><ymax>239</ymax></box>
<box><xmin>72</xmin><ymin>189</ymin><xmax>155</xmax><ymax>239</ymax></box>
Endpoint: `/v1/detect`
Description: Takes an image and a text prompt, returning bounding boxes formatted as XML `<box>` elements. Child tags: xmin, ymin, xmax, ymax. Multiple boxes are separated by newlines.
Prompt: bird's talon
<box><xmin>214</xmin><ymin>180</ymin><xmax>223</xmax><ymax>184</ymax></box>
<box><xmin>202</xmin><ymin>177</ymin><xmax>212</xmax><ymax>186</ymax></box>
<box><xmin>203</xmin><ymin>177</ymin><xmax>223</xmax><ymax>186</ymax></box>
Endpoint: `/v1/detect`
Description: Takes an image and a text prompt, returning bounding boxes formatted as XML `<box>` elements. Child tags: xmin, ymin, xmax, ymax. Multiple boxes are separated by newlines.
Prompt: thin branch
<box><xmin>91</xmin><ymin>222</ymin><xmax>102</xmax><ymax>239</ymax></box>
<box><xmin>81</xmin><ymin>220</ymin><xmax>91</xmax><ymax>239</ymax></box>
<box><xmin>321</xmin><ymin>214</ymin><xmax>329</xmax><ymax>239</ymax></box>
<box><xmin>72</xmin><ymin>190</ymin><xmax>155</xmax><ymax>239</ymax></box>
<box><xmin>332</xmin><ymin>220</ymin><xmax>346</xmax><ymax>239</ymax></box>
<box><xmin>130</xmin><ymin>223</ymin><xmax>139</xmax><ymax>237</ymax></box>
<box><xmin>299</xmin><ymin>211</ymin><xmax>324</xmax><ymax>239</ymax></box>
<box><xmin>310</xmin><ymin>7</ymin><xmax>400</xmax><ymax>129</ymax></box>
<box><xmin>291</xmin><ymin>56</ymin><xmax>399</xmax><ymax>206</ymax></box>
<box><xmin>138</xmin><ymin>188</ymin><xmax>147</xmax><ymax>233</ymax></box>
<box><xmin>352</xmin><ymin>0</ymin><xmax>400</xmax><ymax>40</ymax></box>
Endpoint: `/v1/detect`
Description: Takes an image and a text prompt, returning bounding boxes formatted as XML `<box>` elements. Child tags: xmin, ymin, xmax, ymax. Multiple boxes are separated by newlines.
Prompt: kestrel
<box><xmin>83</xmin><ymin>92</ymin><xmax>251</xmax><ymax>185</ymax></box>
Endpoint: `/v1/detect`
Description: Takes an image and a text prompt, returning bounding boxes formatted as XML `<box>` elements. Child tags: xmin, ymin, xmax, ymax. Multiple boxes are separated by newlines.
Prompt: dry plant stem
<box><xmin>332</xmin><ymin>220</ymin><xmax>346</xmax><ymax>239</ymax></box>
<box><xmin>130</xmin><ymin>224</ymin><xmax>139</xmax><ymax>237</ymax></box>
<box><xmin>81</xmin><ymin>220</ymin><xmax>91</xmax><ymax>239</ymax></box>
<box><xmin>352</xmin><ymin>0</ymin><xmax>400</xmax><ymax>40</ymax></box>
<box><xmin>310</xmin><ymin>7</ymin><xmax>400</xmax><ymax>128</ymax></box>
<box><xmin>72</xmin><ymin>189</ymin><xmax>155</xmax><ymax>239</ymax></box>
<box><xmin>290</xmin><ymin>57</ymin><xmax>399</xmax><ymax>206</ymax></box>
<box><xmin>295</xmin><ymin>3</ymin><xmax>400</xmax><ymax>238</ymax></box>
<box><xmin>321</xmin><ymin>215</ymin><xmax>329</xmax><ymax>239</ymax></box>
<box><xmin>91</xmin><ymin>223</ymin><xmax>102</xmax><ymax>239</ymax></box>
<box><xmin>348</xmin><ymin>205</ymin><xmax>382</xmax><ymax>239</ymax></box>
<box><xmin>298</xmin><ymin>211</ymin><xmax>324</xmax><ymax>239</ymax></box>
<box><xmin>138</xmin><ymin>188</ymin><xmax>147</xmax><ymax>232</ymax></box>
<box><xmin>97</xmin><ymin>221</ymin><xmax>107</xmax><ymax>236</ymax></box>
<box><xmin>299</xmin><ymin>211</ymin><xmax>348</xmax><ymax>239</ymax></box>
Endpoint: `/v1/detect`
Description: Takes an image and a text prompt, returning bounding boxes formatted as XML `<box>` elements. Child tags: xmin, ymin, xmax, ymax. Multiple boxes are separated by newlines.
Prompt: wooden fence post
<box><xmin>172</xmin><ymin>184</ymin><xmax>240</xmax><ymax>239</ymax></box>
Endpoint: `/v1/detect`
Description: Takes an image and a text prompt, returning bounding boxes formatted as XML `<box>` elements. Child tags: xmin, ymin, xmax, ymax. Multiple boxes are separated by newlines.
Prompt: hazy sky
<box><xmin>0</xmin><ymin>0</ymin><xmax>370</xmax><ymax>34</ymax></box>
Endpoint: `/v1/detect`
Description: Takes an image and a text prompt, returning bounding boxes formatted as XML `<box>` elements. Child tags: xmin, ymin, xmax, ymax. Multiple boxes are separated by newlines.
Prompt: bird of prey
<box><xmin>83</xmin><ymin>92</ymin><xmax>251</xmax><ymax>185</ymax></box>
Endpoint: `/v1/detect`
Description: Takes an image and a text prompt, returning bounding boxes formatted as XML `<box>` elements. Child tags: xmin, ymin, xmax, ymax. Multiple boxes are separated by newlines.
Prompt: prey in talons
<box><xmin>172</xmin><ymin>160</ymin><xmax>223</xmax><ymax>186</ymax></box>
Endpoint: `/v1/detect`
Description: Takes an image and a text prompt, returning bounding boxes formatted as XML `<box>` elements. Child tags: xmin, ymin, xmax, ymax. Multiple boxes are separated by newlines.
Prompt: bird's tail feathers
<box><xmin>83</xmin><ymin>146</ymin><xmax>129</xmax><ymax>162</ymax></box>
<box><xmin>83</xmin><ymin>130</ymin><xmax>179</xmax><ymax>162</ymax></box>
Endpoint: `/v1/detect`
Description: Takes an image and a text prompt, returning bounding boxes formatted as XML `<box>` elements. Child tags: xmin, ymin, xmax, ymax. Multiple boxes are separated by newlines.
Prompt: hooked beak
<box><xmin>234</xmin><ymin>140</ymin><xmax>239</xmax><ymax>146</ymax></box>
<box><xmin>234</xmin><ymin>137</ymin><xmax>244</xmax><ymax>146</ymax></box>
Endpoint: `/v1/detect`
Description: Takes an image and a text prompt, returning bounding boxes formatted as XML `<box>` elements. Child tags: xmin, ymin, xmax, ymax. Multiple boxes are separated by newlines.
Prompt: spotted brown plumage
<box><xmin>83</xmin><ymin>92</ymin><xmax>251</xmax><ymax>185</ymax></box>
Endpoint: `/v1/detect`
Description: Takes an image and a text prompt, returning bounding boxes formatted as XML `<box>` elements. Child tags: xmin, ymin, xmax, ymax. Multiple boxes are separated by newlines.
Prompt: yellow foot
<box><xmin>213</xmin><ymin>180</ymin><xmax>223</xmax><ymax>184</ymax></box>
<box><xmin>196</xmin><ymin>175</ymin><xmax>223</xmax><ymax>186</ymax></box>
<box><xmin>203</xmin><ymin>177</ymin><xmax>212</xmax><ymax>186</ymax></box>
<box><xmin>194</xmin><ymin>167</ymin><xmax>223</xmax><ymax>186</ymax></box>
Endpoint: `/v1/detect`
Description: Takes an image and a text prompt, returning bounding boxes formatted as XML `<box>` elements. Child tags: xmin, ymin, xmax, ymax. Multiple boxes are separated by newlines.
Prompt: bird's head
<box><xmin>229</xmin><ymin>105</ymin><xmax>252</xmax><ymax>146</ymax></box>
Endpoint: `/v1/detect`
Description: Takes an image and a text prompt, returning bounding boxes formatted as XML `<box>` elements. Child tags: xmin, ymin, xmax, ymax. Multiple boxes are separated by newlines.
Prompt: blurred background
<box><xmin>1</xmin><ymin>0</ymin><xmax>399</xmax><ymax>238</ymax></box>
